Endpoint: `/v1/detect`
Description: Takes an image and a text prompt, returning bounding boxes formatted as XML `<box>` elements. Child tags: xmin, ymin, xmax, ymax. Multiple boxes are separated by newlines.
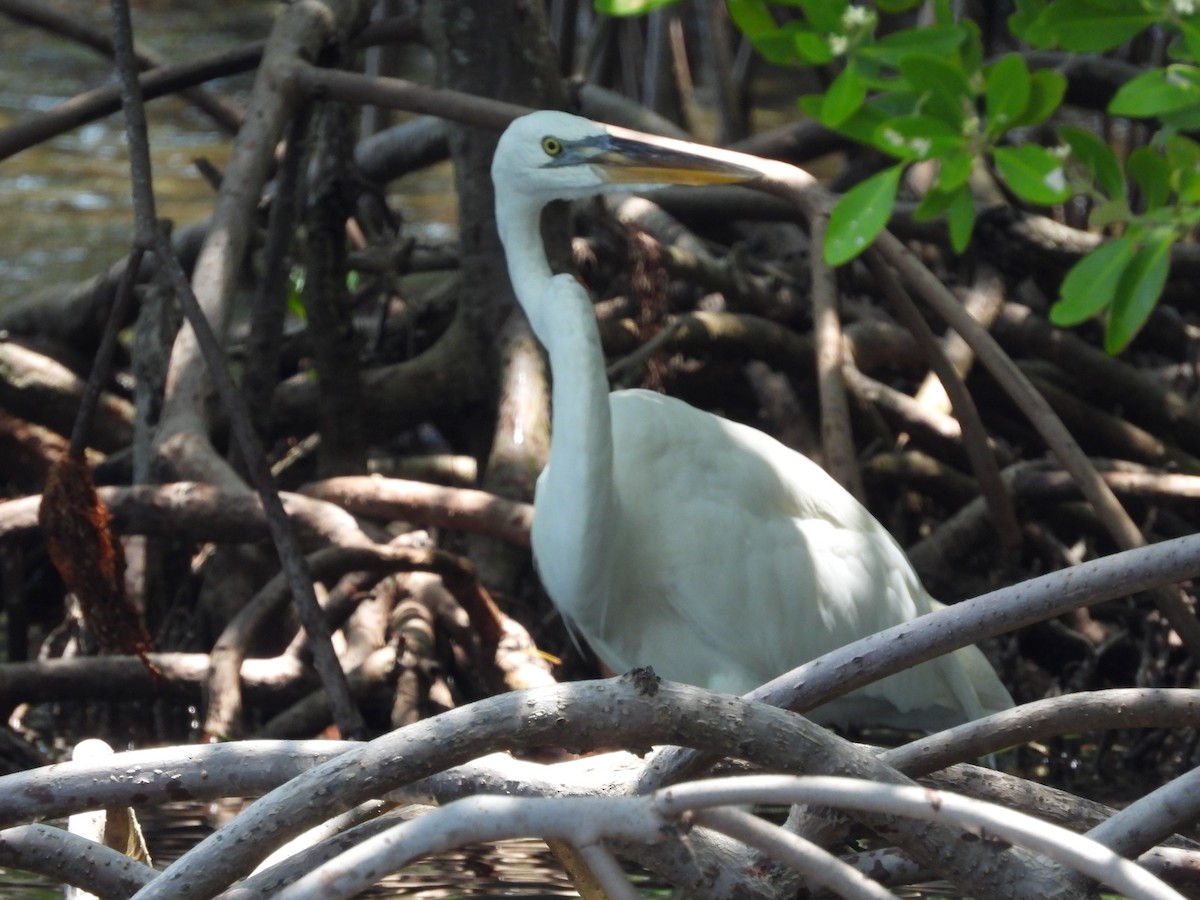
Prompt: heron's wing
<box><xmin>607</xmin><ymin>389</ymin><xmax>1012</xmax><ymax>722</ymax></box>
<box><xmin>607</xmin><ymin>391</ymin><xmax>918</xmax><ymax>682</ymax></box>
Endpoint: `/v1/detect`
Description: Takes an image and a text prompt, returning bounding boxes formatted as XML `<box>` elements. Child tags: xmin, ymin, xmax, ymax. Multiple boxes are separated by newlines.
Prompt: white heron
<box><xmin>492</xmin><ymin>111</ymin><xmax>1012</xmax><ymax>729</ymax></box>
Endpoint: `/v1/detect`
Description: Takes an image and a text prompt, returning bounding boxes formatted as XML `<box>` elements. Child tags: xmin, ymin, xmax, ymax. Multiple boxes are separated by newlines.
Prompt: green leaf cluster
<box><xmin>743</xmin><ymin>2</ymin><xmax>1070</xmax><ymax>264</ymax></box>
<box><xmin>1047</xmin><ymin>122</ymin><xmax>1200</xmax><ymax>351</ymax></box>
<box><xmin>1010</xmin><ymin>0</ymin><xmax>1200</xmax><ymax>350</ymax></box>
<box><xmin>1012</xmin><ymin>0</ymin><xmax>1200</xmax><ymax>57</ymax></box>
<box><xmin>592</xmin><ymin>0</ymin><xmax>1200</xmax><ymax>353</ymax></box>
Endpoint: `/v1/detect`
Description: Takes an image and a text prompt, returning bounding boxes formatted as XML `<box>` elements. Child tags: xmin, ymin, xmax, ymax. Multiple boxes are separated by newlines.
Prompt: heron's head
<box><xmin>492</xmin><ymin>111</ymin><xmax>759</xmax><ymax>205</ymax></box>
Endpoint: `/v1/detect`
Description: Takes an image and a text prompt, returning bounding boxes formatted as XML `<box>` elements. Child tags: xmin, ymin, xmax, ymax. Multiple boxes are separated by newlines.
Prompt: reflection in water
<box><xmin>3</xmin><ymin>800</ymin><xmax>584</xmax><ymax>898</ymax></box>
<box><xmin>0</xmin><ymin>869</ymin><xmax>59</xmax><ymax>900</ymax></box>
<box><xmin>0</xmin><ymin>3</ymin><xmax>454</xmax><ymax>310</ymax></box>
<box><xmin>0</xmin><ymin>18</ymin><xmax>241</xmax><ymax>304</ymax></box>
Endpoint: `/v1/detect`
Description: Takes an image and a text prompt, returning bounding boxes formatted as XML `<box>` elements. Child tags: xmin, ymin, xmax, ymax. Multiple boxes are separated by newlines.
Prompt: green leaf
<box><xmin>900</xmin><ymin>54</ymin><xmax>972</xmax><ymax>101</ymax></box>
<box><xmin>1107</xmin><ymin>234</ymin><xmax>1172</xmax><ymax>353</ymax></box>
<box><xmin>993</xmin><ymin>144</ymin><xmax>1070</xmax><ymax>205</ymax></box>
<box><xmin>1011</xmin><ymin>69</ymin><xmax>1067</xmax><ymax>128</ymax></box>
<box><xmin>790</xmin><ymin>26</ymin><xmax>836</xmax><ymax>64</ymax></box>
<box><xmin>1008</xmin><ymin>0</ymin><xmax>1049</xmax><ymax>41</ymax></box>
<box><xmin>1179</xmin><ymin>21</ymin><xmax>1200</xmax><ymax>62</ymax></box>
<box><xmin>287</xmin><ymin>267</ymin><xmax>308</xmax><ymax>320</ymax></box>
<box><xmin>727</xmin><ymin>0</ymin><xmax>793</xmax><ymax>63</ymax></box>
<box><xmin>1088</xmin><ymin>198</ymin><xmax>1132</xmax><ymax>229</ymax></box>
<box><xmin>824</xmin><ymin>164</ymin><xmax>904</xmax><ymax>266</ymax></box>
<box><xmin>913</xmin><ymin>183</ymin><xmax>976</xmax><ymax>250</ymax></box>
<box><xmin>931</xmin><ymin>0</ymin><xmax>954</xmax><ymax>22</ymax></box>
<box><xmin>822</xmin><ymin>62</ymin><xmax>868</xmax><ymax>126</ymax></box>
<box><xmin>801</xmin><ymin>92</ymin><xmax>890</xmax><ymax>145</ymax></box>
<box><xmin>725</xmin><ymin>0</ymin><xmax>774</xmax><ymax>34</ymax></box>
<box><xmin>860</xmin><ymin>24</ymin><xmax>967</xmax><ymax>66</ymax></box>
<box><xmin>1060</xmin><ymin>124</ymin><xmax>1125</xmax><ymax>200</ymax></box>
<box><xmin>960</xmin><ymin>18</ymin><xmax>984</xmax><ymax>75</ymax></box>
<box><xmin>985</xmin><ymin>54</ymin><xmax>1031</xmax><ymax>135</ymax></box>
<box><xmin>747</xmin><ymin>34</ymin><xmax>803</xmax><ymax>66</ymax></box>
<box><xmin>593</xmin><ymin>0</ymin><xmax>680</xmax><ymax>14</ymax></box>
<box><xmin>936</xmin><ymin>150</ymin><xmax>974</xmax><ymax>192</ymax></box>
<box><xmin>914</xmin><ymin>188</ymin><xmax>956</xmax><ymax>221</ymax></box>
<box><xmin>875</xmin><ymin>115</ymin><xmax>963</xmax><ymax>161</ymax></box>
<box><xmin>1021</xmin><ymin>0</ymin><xmax>1156</xmax><ymax>51</ymax></box>
<box><xmin>1128</xmin><ymin>147</ymin><xmax>1171</xmax><ymax>209</ymax></box>
<box><xmin>1049</xmin><ymin>237</ymin><xmax>1137</xmax><ymax>327</ymax></box>
<box><xmin>946</xmin><ymin>184</ymin><xmax>976</xmax><ymax>253</ymax></box>
<box><xmin>1161</xmin><ymin>105</ymin><xmax>1200</xmax><ymax>130</ymax></box>
<box><xmin>899</xmin><ymin>54</ymin><xmax>971</xmax><ymax>128</ymax></box>
<box><xmin>1165</xmin><ymin>133</ymin><xmax>1200</xmax><ymax>168</ymax></box>
<box><xmin>1165</xmin><ymin>134</ymin><xmax>1200</xmax><ymax>203</ymax></box>
<box><xmin>1109</xmin><ymin>65</ymin><xmax>1200</xmax><ymax>119</ymax></box>
<box><xmin>796</xmin><ymin>0</ymin><xmax>849</xmax><ymax>32</ymax></box>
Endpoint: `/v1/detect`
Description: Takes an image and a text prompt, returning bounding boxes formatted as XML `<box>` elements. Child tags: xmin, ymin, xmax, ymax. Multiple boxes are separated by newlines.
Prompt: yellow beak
<box><xmin>550</xmin><ymin>125</ymin><xmax>760</xmax><ymax>187</ymax></box>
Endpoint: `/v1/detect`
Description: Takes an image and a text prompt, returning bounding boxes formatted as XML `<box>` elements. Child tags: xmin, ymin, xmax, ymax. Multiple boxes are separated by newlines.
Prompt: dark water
<box><xmin>0</xmin><ymin>4</ymin><xmax>251</xmax><ymax>306</ymax></box>
<box><xmin>0</xmin><ymin>799</ymin><xmax>589</xmax><ymax>898</ymax></box>
<box><xmin>0</xmin><ymin>2</ymin><xmax>455</xmax><ymax>311</ymax></box>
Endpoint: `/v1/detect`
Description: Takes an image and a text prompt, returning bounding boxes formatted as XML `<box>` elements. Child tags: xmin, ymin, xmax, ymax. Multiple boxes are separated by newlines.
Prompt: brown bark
<box><xmin>301</xmin><ymin>475</ymin><xmax>533</xmax><ymax>547</ymax></box>
<box><xmin>0</xmin><ymin>653</ymin><xmax>314</xmax><ymax>710</ymax></box>
<box><xmin>0</xmin><ymin>483</ymin><xmax>375</xmax><ymax>549</ymax></box>
<box><xmin>0</xmin><ymin>342</ymin><xmax>132</xmax><ymax>453</ymax></box>
<box><xmin>305</xmin><ymin>97</ymin><xmax>369</xmax><ymax>478</ymax></box>
<box><xmin>152</xmin><ymin>0</ymin><xmax>373</xmax><ymax>489</ymax></box>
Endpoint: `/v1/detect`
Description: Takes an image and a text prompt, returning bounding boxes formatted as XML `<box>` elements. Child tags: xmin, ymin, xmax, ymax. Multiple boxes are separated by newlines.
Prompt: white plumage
<box><xmin>492</xmin><ymin>111</ymin><xmax>1012</xmax><ymax>729</ymax></box>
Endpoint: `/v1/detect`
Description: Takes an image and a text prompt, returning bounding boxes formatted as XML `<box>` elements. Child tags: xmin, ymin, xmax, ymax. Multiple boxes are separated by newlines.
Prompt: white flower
<box><xmin>843</xmin><ymin>5</ymin><xmax>872</xmax><ymax>28</ymax></box>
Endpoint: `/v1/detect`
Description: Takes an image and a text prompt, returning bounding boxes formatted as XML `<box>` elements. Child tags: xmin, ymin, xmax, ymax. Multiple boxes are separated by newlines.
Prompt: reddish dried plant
<box><xmin>38</xmin><ymin>454</ymin><xmax>157</xmax><ymax>673</ymax></box>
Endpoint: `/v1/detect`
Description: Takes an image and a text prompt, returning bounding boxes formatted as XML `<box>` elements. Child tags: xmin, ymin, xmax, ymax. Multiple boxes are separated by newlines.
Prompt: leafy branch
<box><xmin>597</xmin><ymin>0</ymin><xmax>1200</xmax><ymax>353</ymax></box>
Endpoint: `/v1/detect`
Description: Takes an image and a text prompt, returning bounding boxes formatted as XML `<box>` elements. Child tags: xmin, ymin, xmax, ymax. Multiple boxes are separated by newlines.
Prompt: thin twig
<box><xmin>241</xmin><ymin>106</ymin><xmax>311</xmax><ymax>443</ymax></box>
<box><xmin>810</xmin><ymin>213</ymin><xmax>863</xmax><ymax>498</ymax></box>
<box><xmin>606</xmin><ymin>318</ymin><xmax>685</xmax><ymax>380</ymax></box>
<box><xmin>66</xmin><ymin>247</ymin><xmax>145</xmax><ymax>460</ymax></box>
<box><xmin>863</xmin><ymin>250</ymin><xmax>1020</xmax><ymax>548</ymax></box>
<box><xmin>293</xmin><ymin>62</ymin><xmax>529</xmax><ymax>131</ymax></box>
<box><xmin>575</xmin><ymin>843</ymin><xmax>643</xmax><ymax>900</ymax></box>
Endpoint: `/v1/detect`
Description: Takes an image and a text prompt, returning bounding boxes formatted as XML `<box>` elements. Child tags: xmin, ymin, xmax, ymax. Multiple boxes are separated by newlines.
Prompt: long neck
<box><xmin>495</xmin><ymin>192</ymin><xmax>567</xmax><ymax>342</ymax></box>
<box><xmin>497</xmin><ymin>190</ymin><xmax>616</xmax><ymax>612</ymax></box>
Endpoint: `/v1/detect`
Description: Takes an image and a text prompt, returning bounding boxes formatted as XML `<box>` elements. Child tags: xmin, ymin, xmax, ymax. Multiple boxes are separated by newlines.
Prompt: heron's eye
<box><xmin>541</xmin><ymin>136</ymin><xmax>563</xmax><ymax>157</ymax></box>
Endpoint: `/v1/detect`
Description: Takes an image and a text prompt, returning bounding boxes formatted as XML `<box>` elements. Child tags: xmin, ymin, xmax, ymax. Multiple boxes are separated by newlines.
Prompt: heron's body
<box><xmin>494</xmin><ymin>112</ymin><xmax>1012</xmax><ymax>729</ymax></box>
